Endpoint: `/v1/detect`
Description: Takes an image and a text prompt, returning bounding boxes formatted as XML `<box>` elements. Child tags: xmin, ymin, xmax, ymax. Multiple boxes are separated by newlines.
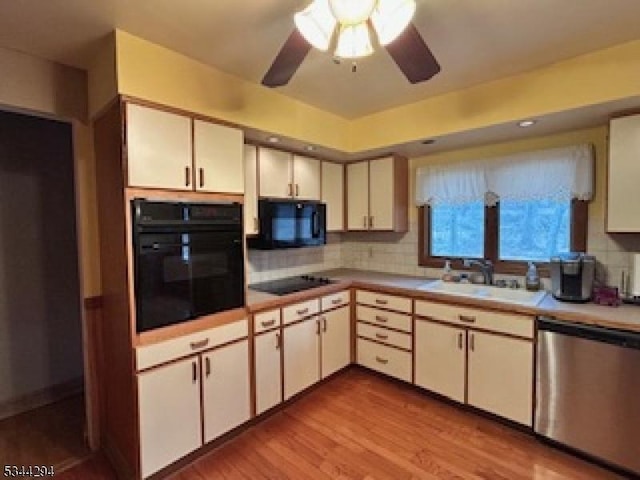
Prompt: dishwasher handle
<box><xmin>537</xmin><ymin>316</ymin><xmax>640</xmax><ymax>349</ymax></box>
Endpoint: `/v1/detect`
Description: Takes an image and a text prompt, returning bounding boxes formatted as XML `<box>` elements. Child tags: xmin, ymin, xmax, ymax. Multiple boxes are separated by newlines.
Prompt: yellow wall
<box><xmin>87</xmin><ymin>33</ymin><xmax>118</xmax><ymax>118</ymax></box>
<box><xmin>114</xmin><ymin>30</ymin><xmax>351</xmax><ymax>151</ymax></box>
<box><xmin>349</xmin><ymin>40</ymin><xmax>640</xmax><ymax>152</ymax></box>
<box><xmin>0</xmin><ymin>46</ymin><xmax>101</xmax><ymax>297</ymax></box>
<box><xmin>409</xmin><ymin>126</ymin><xmax>608</xmax><ymax>223</ymax></box>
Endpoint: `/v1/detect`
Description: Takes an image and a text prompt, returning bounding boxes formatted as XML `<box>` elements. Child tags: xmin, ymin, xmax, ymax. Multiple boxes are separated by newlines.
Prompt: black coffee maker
<box><xmin>550</xmin><ymin>253</ymin><xmax>596</xmax><ymax>302</ymax></box>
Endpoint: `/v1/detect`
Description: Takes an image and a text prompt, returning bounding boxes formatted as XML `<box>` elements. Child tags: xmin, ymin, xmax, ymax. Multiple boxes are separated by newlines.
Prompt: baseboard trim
<box><xmin>0</xmin><ymin>377</ymin><xmax>84</xmax><ymax>420</ymax></box>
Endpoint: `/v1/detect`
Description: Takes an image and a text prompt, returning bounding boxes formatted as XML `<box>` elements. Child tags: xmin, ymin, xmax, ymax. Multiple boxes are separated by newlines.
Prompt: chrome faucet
<box><xmin>463</xmin><ymin>258</ymin><xmax>494</xmax><ymax>285</ymax></box>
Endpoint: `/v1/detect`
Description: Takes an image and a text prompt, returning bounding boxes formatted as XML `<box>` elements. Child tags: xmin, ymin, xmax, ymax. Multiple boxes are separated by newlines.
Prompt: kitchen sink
<box><xmin>417</xmin><ymin>280</ymin><xmax>547</xmax><ymax>307</ymax></box>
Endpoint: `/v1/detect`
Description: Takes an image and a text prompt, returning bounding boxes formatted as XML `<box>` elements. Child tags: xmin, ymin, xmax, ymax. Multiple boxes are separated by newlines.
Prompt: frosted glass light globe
<box><xmin>329</xmin><ymin>0</ymin><xmax>377</xmax><ymax>25</ymax></box>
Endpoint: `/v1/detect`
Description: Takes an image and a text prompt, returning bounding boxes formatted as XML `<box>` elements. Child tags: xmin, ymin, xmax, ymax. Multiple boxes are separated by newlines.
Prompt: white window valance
<box><xmin>415</xmin><ymin>144</ymin><xmax>594</xmax><ymax>206</ymax></box>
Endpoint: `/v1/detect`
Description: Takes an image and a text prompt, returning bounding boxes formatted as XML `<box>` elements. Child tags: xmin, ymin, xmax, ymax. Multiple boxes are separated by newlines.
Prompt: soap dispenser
<box><xmin>442</xmin><ymin>260</ymin><xmax>453</xmax><ymax>282</ymax></box>
<box><xmin>525</xmin><ymin>262</ymin><xmax>540</xmax><ymax>291</ymax></box>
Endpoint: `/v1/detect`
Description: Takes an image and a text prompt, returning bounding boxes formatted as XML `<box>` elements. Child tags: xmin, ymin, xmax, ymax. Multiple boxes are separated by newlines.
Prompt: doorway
<box><xmin>0</xmin><ymin>109</ymin><xmax>89</xmax><ymax>469</ymax></box>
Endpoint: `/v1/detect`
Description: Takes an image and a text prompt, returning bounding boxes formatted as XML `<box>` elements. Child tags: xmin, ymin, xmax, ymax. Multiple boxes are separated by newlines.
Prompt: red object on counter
<box><xmin>592</xmin><ymin>286</ymin><xmax>621</xmax><ymax>307</ymax></box>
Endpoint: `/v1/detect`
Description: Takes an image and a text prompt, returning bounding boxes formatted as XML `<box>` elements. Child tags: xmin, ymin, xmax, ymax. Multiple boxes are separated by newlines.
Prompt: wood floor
<box><xmin>0</xmin><ymin>394</ymin><xmax>90</xmax><ymax>471</ymax></box>
<box><xmin>62</xmin><ymin>368</ymin><xmax>624</xmax><ymax>479</ymax></box>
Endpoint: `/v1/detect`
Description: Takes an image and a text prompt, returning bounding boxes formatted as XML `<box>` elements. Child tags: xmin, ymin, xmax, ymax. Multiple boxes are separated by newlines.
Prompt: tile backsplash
<box><xmin>248</xmin><ymin>218</ymin><xmax>640</xmax><ymax>291</ymax></box>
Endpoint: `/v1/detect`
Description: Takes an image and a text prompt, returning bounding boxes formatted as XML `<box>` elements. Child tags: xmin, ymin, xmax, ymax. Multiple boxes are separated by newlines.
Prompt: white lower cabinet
<box><xmin>467</xmin><ymin>331</ymin><xmax>533</xmax><ymax>426</ymax></box>
<box><xmin>202</xmin><ymin>340</ymin><xmax>250</xmax><ymax>442</ymax></box>
<box><xmin>283</xmin><ymin>317</ymin><xmax>321</xmax><ymax>400</ymax></box>
<box><xmin>138</xmin><ymin>357</ymin><xmax>202</xmax><ymax>479</ymax></box>
<box><xmin>254</xmin><ymin>330</ymin><xmax>283</xmax><ymax>415</ymax></box>
<box><xmin>415</xmin><ymin>320</ymin><xmax>466</xmax><ymax>403</ymax></box>
<box><xmin>320</xmin><ymin>306</ymin><xmax>351</xmax><ymax>378</ymax></box>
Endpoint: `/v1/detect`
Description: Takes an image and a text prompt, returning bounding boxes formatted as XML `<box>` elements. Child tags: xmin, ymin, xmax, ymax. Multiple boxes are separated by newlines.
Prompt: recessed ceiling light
<box><xmin>267</xmin><ymin>135</ymin><xmax>280</xmax><ymax>143</ymax></box>
<box><xmin>422</xmin><ymin>139</ymin><xmax>436</xmax><ymax>145</ymax></box>
<box><xmin>518</xmin><ymin>119</ymin><xmax>537</xmax><ymax>128</ymax></box>
<box><xmin>304</xmin><ymin>145</ymin><xmax>315</xmax><ymax>152</ymax></box>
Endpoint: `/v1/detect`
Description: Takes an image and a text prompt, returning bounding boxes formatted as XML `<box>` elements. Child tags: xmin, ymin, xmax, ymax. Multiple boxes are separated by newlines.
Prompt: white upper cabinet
<box><xmin>244</xmin><ymin>145</ymin><xmax>259</xmax><ymax>235</ymax></box>
<box><xmin>608</xmin><ymin>114</ymin><xmax>640</xmax><ymax>232</ymax></box>
<box><xmin>126</xmin><ymin>103</ymin><xmax>192</xmax><ymax>191</ymax></box>
<box><xmin>193</xmin><ymin>120</ymin><xmax>244</xmax><ymax>194</ymax></box>
<box><xmin>321</xmin><ymin>161</ymin><xmax>345</xmax><ymax>231</ymax></box>
<box><xmin>292</xmin><ymin>155</ymin><xmax>321</xmax><ymax>200</ymax></box>
<box><xmin>259</xmin><ymin>147</ymin><xmax>292</xmax><ymax>198</ymax></box>
<box><xmin>346</xmin><ymin>156</ymin><xmax>408</xmax><ymax>232</ymax></box>
<box><xmin>346</xmin><ymin>161</ymin><xmax>369</xmax><ymax>230</ymax></box>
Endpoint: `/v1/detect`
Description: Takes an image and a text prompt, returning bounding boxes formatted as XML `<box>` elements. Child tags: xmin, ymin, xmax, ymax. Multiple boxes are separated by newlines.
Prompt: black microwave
<box><xmin>248</xmin><ymin>199</ymin><xmax>326</xmax><ymax>250</ymax></box>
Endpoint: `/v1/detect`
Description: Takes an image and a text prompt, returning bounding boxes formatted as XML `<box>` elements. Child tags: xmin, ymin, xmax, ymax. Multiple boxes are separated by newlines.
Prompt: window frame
<box><xmin>418</xmin><ymin>200</ymin><xmax>588</xmax><ymax>277</ymax></box>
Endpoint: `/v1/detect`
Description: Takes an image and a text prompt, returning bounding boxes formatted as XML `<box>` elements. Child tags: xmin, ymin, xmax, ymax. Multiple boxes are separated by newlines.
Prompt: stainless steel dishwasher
<box><xmin>535</xmin><ymin>317</ymin><xmax>640</xmax><ymax>476</ymax></box>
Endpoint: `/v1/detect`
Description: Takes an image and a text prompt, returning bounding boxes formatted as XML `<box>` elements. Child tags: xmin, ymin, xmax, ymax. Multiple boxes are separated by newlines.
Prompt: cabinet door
<box><xmin>202</xmin><ymin>340</ymin><xmax>251</xmax><ymax>443</ymax></box>
<box><xmin>369</xmin><ymin>157</ymin><xmax>394</xmax><ymax>230</ymax></box>
<box><xmin>193</xmin><ymin>120</ymin><xmax>244</xmax><ymax>193</ymax></box>
<box><xmin>321</xmin><ymin>161</ymin><xmax>344</xmax><ymax>231</ymax></box>
<box><xmin>321</xmin><ymin>306</ymin><xmax>351</xmax><ymax>378</ymax></box>
<box><xmin>292</xmin><ymin>155</ymin><xmax>321</xmax><ymax>200</ymax></box>
<box><xmin>608</xmin><ymin>115</ymin><xmax>640</xmax><ymax>232</ymax></box>
<box><xmin>126</xmin><ymin>104</ymin><xmax>192</xmax><ymax>191</ymax></box>
<box><xmin>467</xmin><ymin>331</ymin><xmax>533</xmax><ymax>426</ymax></box>
<box><xmin>346</xmin><ymin>161</ymin><xmax>369</xmax><ymax>230</ymax></box>
<box><xmin>138</xmin><ymin>357</ymin><xmax>202</xmax><ymax>478</ymax></box>
<box><xmin>259</xmin><ymin>147</ymin><xmax>292</xmax><ymax>198</ymax></box>
<box><xmin>414</xmin><ymin>320</ymin><xmax>466</xmax><ymax>403</ymax></box>
<box><xmin>283</xmin><ymin>317</ymin><xmax>320</xmax><ymax>400</ymax></box>
<box><xmin>255</xmin><ymin>330</ymin><xmax>282</xmax><ymax>415</ymax></box>
<box><xmin>244</xmin><ymin>145</ymin><xmax>259</xmax><ymax>235</ymax></box>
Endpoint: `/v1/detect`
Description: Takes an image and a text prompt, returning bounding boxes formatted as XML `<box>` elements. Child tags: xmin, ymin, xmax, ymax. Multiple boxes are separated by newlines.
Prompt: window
<box><xmin>430</xmin><ymin>202</ymin><xmax>484</xmax><ymax>258</ymax></box>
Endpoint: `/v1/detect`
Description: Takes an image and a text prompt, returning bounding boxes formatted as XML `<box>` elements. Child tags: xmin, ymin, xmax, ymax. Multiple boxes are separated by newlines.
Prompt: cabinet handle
<box><xmin>316</xmin><ymin>319</ymin><xmax>321</xmax><ymax>335</ymax></box>
<box><xmin>374</xmin><ymin>315</ymin><xmax>388</xmax><ymax>323</ymax></box>
<box><xmin>375</xmin><ymin>299</ymin><xmax>388</xmax><ymax>306</ymax></box>
<box><xmin>190</xmin><ymin>338</ymin><xmax>209</xmax><ymax>350</ymax></box>
<box><xmin>288</xmin><ymin>183</ymin><xmax>293</xmax><ymax>197</ymax></box>
<box><xmin>295</xmin><ymin>184</ymin><xmax>299</xmax><ymax>197</ymax></box>
<box><xmin>331</xmin><ymin>298</ymin><xmax>342</xmax><ymax>305</ymax></box>
<box><xmin>205</xmin><ymin>357</ymin><xmax>211</xmax><ymax>378</ymax></box>
<box><xmin>322</xmin><ymin>317</ymin><xmax>327</xmax><ymax>332</ymax></box>
<box><xmin>375</xmin><ymin>356</ymin><xmax>389</xmax><ymax>365</ymax></box>
<box><xmin>363</xmin><ymin>216</ymin><xmax>367</xmax><ymax>229</ymax></box>
<box><xmin>459</xmin><ymin>315</ymin><xmax>476</xmax><ymax>324</ymax></box>
<box><xmin>469</xmin><ymin>333</ymin><xmax>475</xmax><ymax>352</ymax></box>
<box><xmin>458</xmin><ymin>333</ymin><xmax>463</xmax><ymax>350</ymax></box>
<box><xmin>275</xmin><ymin>332</ymin><xmax>281</xmax><ymax>350</ymax></box>
<box><xmin>185</xmin><ymin>166</ymin><xmax>191</xmax><ymax>187</ymax></box>
<box><xmin>192</xmin><ymin>361</ymin><xmax>198</xmax><ymax>383</ymax></box>
<box><xmin>199</xmin><ymin>167</ymin><xmax>204</xmax><ymax>188</ymax></box>
<box><xmin>369</xmin><ymin>216</ymin><xmax>374</xmax><ymax>228</ymax></box>
<box><xmin>296</xmin><ymin>308</ymin><xmax>309</xmax><ymax>316</ymax></box>
<box><xmin>261</xmin><ymin>319</ymin><xmax>276</xmax><ymax>328</ymax></box>
<box><xmin>253</xmin><ymin>217</ymin><xmax>259</xmax><ymax>232</ymax></box>
<box><xmin>375</xmin><ymin>332</ymin><xmax>388</xmax><ymax>341</ymax></box>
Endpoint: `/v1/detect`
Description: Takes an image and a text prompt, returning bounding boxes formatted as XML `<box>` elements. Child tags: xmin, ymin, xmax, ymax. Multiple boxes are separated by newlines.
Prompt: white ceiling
<box><xmin>1</xmin><ymin>0</ymin><xmax>640</xmax><ymax>120</ymax></box>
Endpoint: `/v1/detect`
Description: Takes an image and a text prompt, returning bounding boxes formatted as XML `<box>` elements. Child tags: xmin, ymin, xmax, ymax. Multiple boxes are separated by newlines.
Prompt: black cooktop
<box><xmin>250</xmin><ymin>275</ymin><xmax>335</xmax><ymax>296</ymax></box>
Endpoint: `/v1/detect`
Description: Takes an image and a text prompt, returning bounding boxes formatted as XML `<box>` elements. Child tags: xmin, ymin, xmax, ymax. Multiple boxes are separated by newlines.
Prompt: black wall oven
<box><xmin>132</xmin><ymin>199</ymin><xmax>245</xmax><ymax>333</ymax></box>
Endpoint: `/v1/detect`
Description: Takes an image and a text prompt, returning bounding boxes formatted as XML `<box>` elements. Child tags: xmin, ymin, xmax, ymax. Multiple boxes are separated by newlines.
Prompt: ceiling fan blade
<box><xmin>262</xmin><ymin>29</ymin><xmax>312</xmax><ymax>88</ymax></box>
<box><xmin>385</xmin><ymin>23</ymin><xmax>441</xmax><ymax>84</ymax></box>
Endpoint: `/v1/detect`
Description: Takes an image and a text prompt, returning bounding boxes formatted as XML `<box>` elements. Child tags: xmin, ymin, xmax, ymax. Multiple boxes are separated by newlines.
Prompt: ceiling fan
<box><xmin>262</xmin><ymin>0</ymin><xmax>440</xmax><ymax>88</ymax></box>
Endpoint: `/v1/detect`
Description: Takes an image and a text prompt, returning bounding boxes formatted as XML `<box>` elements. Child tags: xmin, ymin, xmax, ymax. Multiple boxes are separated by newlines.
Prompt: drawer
<box><xmin>282</xmin><ymin>298</ymin><xmax>320</xmax><ymax>325</ymax></box>
<box><xmin>254</xmin><ymin>309</ymin><xmax>281</xmax><ymax>334</ymax></box>
<box><xmin>415</xmin><ymin>300</ymin><xmax>534</xmax><ymax>339</ymax></box>
<box><xmin>357</xmin><ymin>338</ymin><xmax>412</xmax><ymax>383</ymax></box>
<box><xmin>356</xmin><ymin>305</ymin><xmax>412</xmax><ymax>333</ymax></box>
<box><xmin>357</xmin><ymin>322</ymin><xmax>412</xmax><ymax>350</ymax></box>
<box><xmin>136</xmin><ymin>319</ymin><xmax>248</xmax><ymax>371</ymax></box>
<box><xmin>321</xmin><ymin>290</ymin><xmax>350</xmax><ymax>311</ymax></box>
<box><xmin>356</xmin><ymin>290</ymin><xmax>412</xmax><ymax>314</ymax></box>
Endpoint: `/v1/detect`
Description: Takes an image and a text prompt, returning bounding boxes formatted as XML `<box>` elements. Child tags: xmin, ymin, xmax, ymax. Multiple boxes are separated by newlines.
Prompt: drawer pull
<box><xmin>375</xmin><ymin>333</ymin><xmax>388</xmax><ymax>341</ymax></box>
<box><xmin>375</xmin><ymin>315</ymin><xmax>388</xmax><ymax>323</ymax></box>
<box><xmin>261</xmin><ymin>319</ymin><xmax>276</xmax><ymax>328</ymax></box>
<box><xmin>331</xmin><ymin>298</ymin><xmax>342</xmax><ymax>305</ymax></box>
<box><xmin>296</xmin><ymin>308</ymin><xmax>310</xmax><ymax>316</ymax></box>
<box><xmin>459</xmin><ymin>315</ymin><xmax>476</xmax><ymax>324</ymax></box>
<box><xmin>375</xmin><ymin>356</ymin><xmax>389</xmax><ymax>365</ymax></box>
<box><xmin>375</xmin><ymin>299</ymin><xmax>388</xmax><ymax>306</ymax></box>
<box><xmin>190</xmin><ymin>338</ymin><xmax>209</xmax><ymax>350</ymax></box>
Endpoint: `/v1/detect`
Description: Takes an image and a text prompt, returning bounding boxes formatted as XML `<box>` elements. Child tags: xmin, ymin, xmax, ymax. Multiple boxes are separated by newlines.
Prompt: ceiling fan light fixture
<box><xmin>329</xmin><ymin>0</ymin><xmax>377</xmax><ymax>25</ymax></box>
<box><xmin>294</xmin><ymin>0</ymin><xmax>337</xmax><ymax>51</ymax></box>
<box><xmin>335</xmin><ymin>23</ymin><xmax>374</xmax><ymax>59</ymax></box>
<box><xmin>371</xmin><ymin>0</ymin><xmax>416</xmax><ymax>45</ymax></box>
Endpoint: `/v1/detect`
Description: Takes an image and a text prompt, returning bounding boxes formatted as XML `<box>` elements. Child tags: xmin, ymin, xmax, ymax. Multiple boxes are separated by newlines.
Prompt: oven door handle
<box><xmin>140</xmin><ymin>243</ymin><xmax>189</xmax><ymax>251</ymax></box>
